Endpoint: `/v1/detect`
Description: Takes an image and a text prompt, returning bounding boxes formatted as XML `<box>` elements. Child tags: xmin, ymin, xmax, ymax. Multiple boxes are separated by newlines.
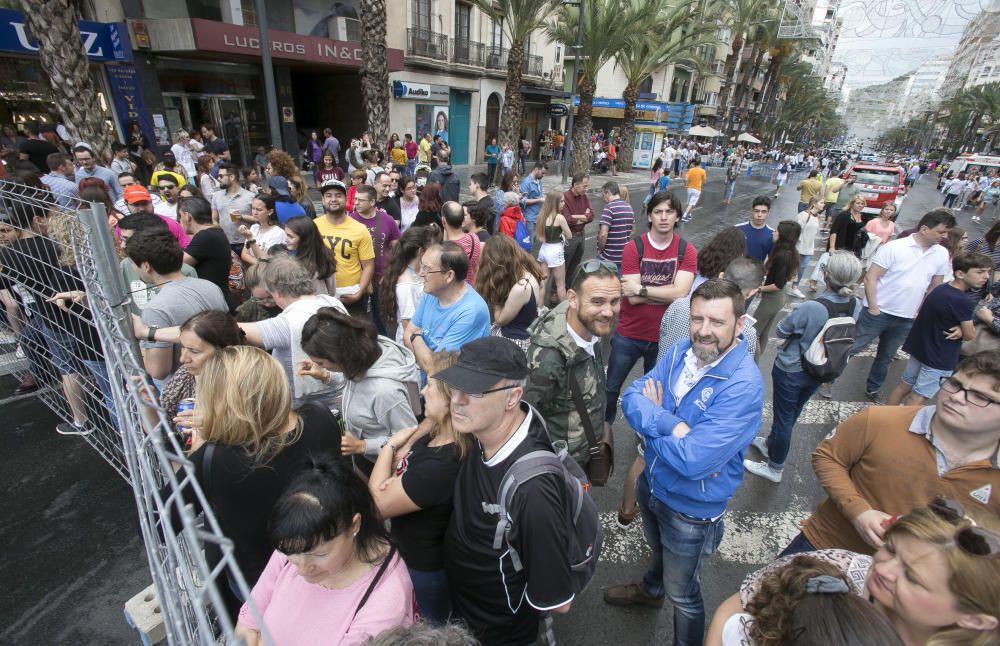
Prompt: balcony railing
<box><xmin>407</xmin><ymin>28</ymin><xmax>449</xmax><ymax>61</ymax></box>
<box><xmin>407</xmin><ymin>32</ymin><xmax>545</xmax><ymax>78</ymax></box>
<box><xmin>523</xmin><ymin>53</ymin><xmax>543</xmax><ymax>77</ymax></box>
<box><xmin>485</xmin><ymin>46</ymin><xmax>508</xmax><ymax>71</ymax></box>
<box><xmin>452</xmin><ymin>38</ymin><xmax>486</xmax><ymax>67</ymax></box>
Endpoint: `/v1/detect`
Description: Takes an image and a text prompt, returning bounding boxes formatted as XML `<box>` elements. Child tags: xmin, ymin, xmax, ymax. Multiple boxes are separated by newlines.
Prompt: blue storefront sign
<box><xmin>0</xmin><ymin>9</ymin><xmax>132</xmax><ymax>62</ymax></box>
<box><xmin>572</xmin><ymin>96</ymin><xmax>695</xmax><ymax>130</ymax></box>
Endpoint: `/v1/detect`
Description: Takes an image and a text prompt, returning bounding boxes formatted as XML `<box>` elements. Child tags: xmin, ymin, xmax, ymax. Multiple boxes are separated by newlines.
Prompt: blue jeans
<box><xmin>486</xmin><ymin>162</ymin><xmax>497</xmax><ymax>184</ymax></box>
<box><xmin>765</xmin><ymin>366</ymin><xmax>820</xmax><ymax>468</ymax></box>
<box><xmin>637</xmin><ymin>474</ymin><xmax>724</xmax><ymax>646</ymax></box>
<box><xmin>409</xmin><ymin>567</ymin><xmax>451</xmax><ymax>626</ymax></box>
<box><xmin>368</xmin><ymin>289</ymin><xmax>387</xmax><ymax>336</ymax></box>
<box><xmin>849</xmin><ymin>309</ymin><xmax>913</xmax><ymax>394</ymax></box>
<box><xmin>605</xmin><ymin>332</ymin><xmax>659</xmax><ymax>423</ymax></box>
<box><xmin>81</xmin><ymin>358</ymin><xmax>119</xmax><ymax>429</ymax></box>
<box><xmin>724</xmin><ymin>179</ymin><xmax>736</xmax><ymax>201</ymax></box>
<box><xmin>796</xmin><ymin>254</ymin><xmax>812</xmax><ymax>283</ymax></box>
<box><xmin>778</xmin><ymin>531</ymin><xmax>817</xmax><ymax>557</ymax></box>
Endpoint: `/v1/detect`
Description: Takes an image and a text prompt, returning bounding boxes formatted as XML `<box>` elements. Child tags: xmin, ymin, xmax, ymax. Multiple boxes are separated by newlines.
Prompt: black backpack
<box><xmin>634</xmin><ymin>234</ymin><xmax>688</xmax><ymax>267</ymax></box>
<box><xmin>492</xmin><ymin>440</ymin><xmax>603</xmax><ymax>598</ymax></box>
<box><xmin>850</xmin><ymin>226</ymin><xmax>870</xmax><ymax>258</ymax></box>
<box><xmin>798</xmin><ymin>297</ymin><xmax>858</xmax><ymax>383</ymax></box>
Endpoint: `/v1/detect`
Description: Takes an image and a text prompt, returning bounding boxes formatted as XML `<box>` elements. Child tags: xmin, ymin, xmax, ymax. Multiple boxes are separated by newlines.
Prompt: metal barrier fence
<box><xmin>0</xmin><ymin>180</ymin><xmax>269</xmax><ymax>645</ymax></box>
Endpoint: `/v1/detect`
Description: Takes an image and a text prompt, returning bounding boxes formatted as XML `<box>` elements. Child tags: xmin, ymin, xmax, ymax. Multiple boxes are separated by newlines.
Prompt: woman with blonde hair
<box><xmin>170</xmin><ymin>129</ymin><xmax>197</xmax><ymax>182</ymax></box>
<box><xmin>369</xmin><ymin>351</ymin><xmax>469</xmax><ymax>625</ymax></box>
<box><xmin>475</xmin><ymin>234</ymin><xmax>543</xmax><ymax>352</ymax></box>
<box><xmin>534</xmin><ymin>190</ymin><xmax>572</xmax><ymax>303</ymax></box>
<box><xmin>287</xmin><ymin>174</ymin><xmax>317</xmax><ymax>218</ymax></box>
<box><xmin>708</xmin><ymin>498</ymin><xmax>1000</xmax><ymax>646</ymax></box>
<box><xmin>166</xmin><ymin>345</ymin><xmax>342</xmax><ymax>616</ymax></box>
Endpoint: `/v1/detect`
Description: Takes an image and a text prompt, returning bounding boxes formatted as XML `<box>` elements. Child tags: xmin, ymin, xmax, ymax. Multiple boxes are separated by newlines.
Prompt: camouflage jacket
<box><xmin>524</xmin><ymin>301</ymin><xmax>606</xmax><ymax>466</ymax></box>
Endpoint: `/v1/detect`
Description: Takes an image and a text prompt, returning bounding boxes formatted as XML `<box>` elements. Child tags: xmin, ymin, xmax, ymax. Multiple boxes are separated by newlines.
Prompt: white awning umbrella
<box><xmin>737</xmin><ymin>132</ymin><xmax>762</xmax><ymax>144</ymax></box>
<box><xmin>688</xmin><ymin>125</ymin><xmax>722</xmax><ymax>137</ymax></box>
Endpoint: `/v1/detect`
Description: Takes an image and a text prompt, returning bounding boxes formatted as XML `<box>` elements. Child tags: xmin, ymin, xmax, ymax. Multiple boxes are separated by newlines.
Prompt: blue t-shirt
<box><xmin>656</xmin><ymin>175</ymin><xmax>670</xmax><ymax>192</ymax></box>
<box><xmin>520</xmin><ymin>175</ymin><xmax>543</xmax><ymax>223</ymax></box>
<box><xmin>412</xmin><ymin>286</ymin><xmax>491</xmax><ymax>352</ymax></box>
<box><xmin>903</xmin><ymin>283</ymin><xmax>976</xmax><ymax>370</ymax></box>
<box><xmin>737</xmin><ymin>222</ymin><xmax>775</xmax><ymax>262</ymax></box>
<box><xmin>275</xmin><ymin>200</ymin><xmax>307</xmax><ymax>225</ymax></box>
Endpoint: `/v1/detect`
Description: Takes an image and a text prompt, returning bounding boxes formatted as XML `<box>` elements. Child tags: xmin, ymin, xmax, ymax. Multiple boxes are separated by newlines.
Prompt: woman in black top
<box><xmin>368</xmin><ymin>351</ymin><xmax>468</xmax><ymax>626</ymax></box>
<box><xmin>753</xmin><ymin>220</ymin><xmax>801</xmax><ymax>359</ymax></box>
<box><xmin>167</xmin><ymin>345</ymin><xmax>342</xmax><ymax>616</ymax></box>
<box><xmin>828</xmin><ymin>195</ymin><xmax>867</xmax><ymax>254</ymax></box>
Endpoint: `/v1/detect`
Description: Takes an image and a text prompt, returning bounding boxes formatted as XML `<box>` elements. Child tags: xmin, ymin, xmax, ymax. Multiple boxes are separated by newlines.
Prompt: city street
<box><xmin>1</xmin><ymin>167</ymin><xmax>980</xmax><ymax>644</ymax></box>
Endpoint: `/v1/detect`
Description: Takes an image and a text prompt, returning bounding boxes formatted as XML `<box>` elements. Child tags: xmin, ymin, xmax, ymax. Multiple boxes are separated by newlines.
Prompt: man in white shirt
<box><xmin>833</xmin><ymin>208</ymin><xmax>955</xmax><ymax>402</ymax></box>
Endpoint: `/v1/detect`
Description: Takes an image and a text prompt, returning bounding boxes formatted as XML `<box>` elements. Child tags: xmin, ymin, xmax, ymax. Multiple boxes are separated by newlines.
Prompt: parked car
<box><xmin>842</xmin><ymin>162</ymin><xmax>906</xmax><ymax>218</ymax></box>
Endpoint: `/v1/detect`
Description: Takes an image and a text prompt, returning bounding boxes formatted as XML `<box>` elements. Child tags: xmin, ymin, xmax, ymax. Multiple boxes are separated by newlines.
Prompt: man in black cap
<box><xmin>438</xmin><ymin>336</ymin><xmax>576</xmax><ymax>646</ymax></box>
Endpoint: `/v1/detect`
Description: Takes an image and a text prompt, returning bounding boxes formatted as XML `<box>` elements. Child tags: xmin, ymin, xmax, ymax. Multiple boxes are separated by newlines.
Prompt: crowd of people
<box><xmin>2</xmin><ymin>119</ymin><xmax>1000</xmax><ymax>646</ymax></box>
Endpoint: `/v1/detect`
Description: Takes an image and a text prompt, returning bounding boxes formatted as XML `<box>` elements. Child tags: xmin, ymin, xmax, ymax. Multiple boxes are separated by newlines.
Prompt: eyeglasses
<box><xmin>465</xmin><ymin>384</ymin><xmax>520</xmax><ymax>399</ymax></box>
<box><xmin>927</xmin><ymin>497</ymin><xmax>1000</xmax><ymax>558</ymax></box>
<box><xmin>573</xmin><ymin>258</ymin><xmax>618</xmax><ymax>284</ymax></box>
<box><xmin>938</xmin><ymin>376</ymin><xmax>1000</xmax><ymax>408</ymax></box>
<box><xmin>419</xmin><ymin>263</ymin><xmax>446</xmax><ymax>275</ymax></box>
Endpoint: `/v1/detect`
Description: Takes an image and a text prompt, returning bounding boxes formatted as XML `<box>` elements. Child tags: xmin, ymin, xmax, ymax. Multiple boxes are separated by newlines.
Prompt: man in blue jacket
<box><xmin>604</xmin><ymin>279</ymin><xmax>765</xmax><ymax>646</ymax></box>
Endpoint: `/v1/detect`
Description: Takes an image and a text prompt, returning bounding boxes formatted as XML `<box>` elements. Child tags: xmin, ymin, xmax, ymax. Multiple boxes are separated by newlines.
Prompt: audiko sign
<box><xmin>393</xmin><ymin>81</ymin><xmax>449</xmax><ymax>102</ymax></box>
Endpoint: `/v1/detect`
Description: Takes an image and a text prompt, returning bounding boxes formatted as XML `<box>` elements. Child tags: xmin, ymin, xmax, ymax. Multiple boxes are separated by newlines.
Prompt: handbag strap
<box><xmin>200</xmin><ymin>442</ymin><xmax>216</xmax><ymax>500</ymax></box>
<box><xmin>568</xmin><ymin>371</ymin><xmax>599</xmax><ymax>452</ymax></box>
<box><xmin>353</xmin><ymin>545</ymin><xmax>396</xmax><ymax>620</ymax></box>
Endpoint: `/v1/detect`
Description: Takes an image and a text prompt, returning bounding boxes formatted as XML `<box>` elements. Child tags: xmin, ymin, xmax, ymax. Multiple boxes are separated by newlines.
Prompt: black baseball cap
<box><xmin>319</xmin><ymin>178</ymin><xmax>347</xmax><ymax>195</ymax></box>
<box><xmin>433</xmin><ymin>337</ymin><xmax>528</xmax><ymax>394</ymax></box>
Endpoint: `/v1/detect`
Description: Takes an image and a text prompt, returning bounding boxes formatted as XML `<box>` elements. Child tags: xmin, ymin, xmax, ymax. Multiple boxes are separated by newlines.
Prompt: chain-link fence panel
<box><xmin>0</xmin><ymin>180</ymin><xmax>270</xmax><ymax>645</ymax></box>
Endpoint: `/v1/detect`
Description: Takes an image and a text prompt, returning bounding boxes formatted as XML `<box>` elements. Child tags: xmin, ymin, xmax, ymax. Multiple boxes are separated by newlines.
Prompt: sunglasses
<box><xmin>573</xmin><ymin>258</ymin><xmax>618</xmax><ymax>284</ymax></box>
<box><xmin>927</xmin><ymin>497</ymin><xmax>1000</xmax><ymax>558</ymax></box>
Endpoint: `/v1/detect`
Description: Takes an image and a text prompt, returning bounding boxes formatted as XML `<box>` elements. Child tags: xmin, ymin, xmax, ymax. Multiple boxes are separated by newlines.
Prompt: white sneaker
<box><xmin>789</xmin><ymin>286</ymin><xmax>806</xmax><ymax>299</ymax></box>
<box><xmin>751</xmin><ymin>436</ymin><xmax>769</xmax><ymax>459</ymax></box>
<box><xmin>744</xmin><ymin>459</ymin><xmax>783</xmax><ymax>483</ymax></box>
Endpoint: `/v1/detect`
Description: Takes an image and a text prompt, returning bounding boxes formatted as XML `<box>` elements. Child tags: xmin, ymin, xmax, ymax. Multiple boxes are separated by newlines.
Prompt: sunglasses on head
<box><xmin>927</xmin><ymin>497</ymin><xmax>1000</xmax><ymax>559</ymax></box>
<box><xmin>573</xmin><ymin>258</ymin><xmax>618</xmax><ymax>284</ymax></box>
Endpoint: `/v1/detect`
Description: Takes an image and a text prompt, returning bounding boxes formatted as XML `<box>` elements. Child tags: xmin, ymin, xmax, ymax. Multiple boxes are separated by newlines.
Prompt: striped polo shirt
<box><xmin>599</xmin><ymin>198</ymin><xmax>635</xmax><ymax>268</ymax></box>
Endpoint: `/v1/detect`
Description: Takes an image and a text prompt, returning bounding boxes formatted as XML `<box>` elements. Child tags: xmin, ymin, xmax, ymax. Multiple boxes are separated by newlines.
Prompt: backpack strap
<box><xmin>352</xmin><ymin>545</ymin><xmax>397</xmax><ymax>620</ymax></box>
<box><xmin>633</xmin><ymin>234</ymin><xmax>686</xmax><ymax>270</ymax></box>
<box><xmin>568</xmin><ymin>371</ymin><xmax>599</xmax><ymax>459</ymax></box>
<box><xmin>492</xmin><ymin>451</ymin><xmax>573</xmax><ymax>572</ymax></box>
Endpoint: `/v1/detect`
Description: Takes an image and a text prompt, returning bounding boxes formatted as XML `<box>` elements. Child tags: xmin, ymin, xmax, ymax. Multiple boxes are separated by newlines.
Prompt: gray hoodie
<box><xmin>428</xmin><ymin>163</ymin><xmax>460</xmax><ymax>202</ymax></box>
<box><xmin>341</xmin><ymin>336</ymin><xmax>420</xmax><ymax>460</ymax></box>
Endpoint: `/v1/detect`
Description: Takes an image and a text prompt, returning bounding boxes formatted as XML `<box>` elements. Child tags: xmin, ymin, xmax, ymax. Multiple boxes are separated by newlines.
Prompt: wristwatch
<box><xmin>409</xmin><ymin>331</ymin><xmax>422</xmax><ymax>345</ymax></box>
<box><xmin>146</xmin><ymin>325</ymin><xmax>159</xmax><ymax>342</ymax></box>
<box><xmin>639</xmin><ymin>286</ymin><xmax>648</xmax><ymax>298</ymax></box>
<box><xmin>245</xmin><ymin>239</ymin><xmax>256</xmax><ymax>249</ymax></box>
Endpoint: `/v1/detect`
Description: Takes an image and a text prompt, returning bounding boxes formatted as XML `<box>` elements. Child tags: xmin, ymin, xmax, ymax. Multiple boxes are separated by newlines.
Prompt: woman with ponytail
<box><xmin>235</xmin><ymin>455</ymin><xmax>415</xmax><ymax>645</ymax></box>
<box><xmin>378</xmin><ymin>226</ymin><xmax>436</xmax><ymax>344</ymax></box>
<box><xmin>299</xmin><ymin>308</ymin><xmax>420</xmax><ymax>477</ymax></box>
<box><xmin>744</xmin><ymin>251</ymin><xmax>864</xmax><ymax>484</ymax></box>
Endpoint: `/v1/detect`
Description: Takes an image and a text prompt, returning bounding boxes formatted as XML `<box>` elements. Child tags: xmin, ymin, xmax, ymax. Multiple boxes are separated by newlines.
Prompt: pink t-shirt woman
<box><xmin>238</xmin><ymin>549</ymin><xmax>415</xmax><ymax>645</ymax></box>
<box><xmin>864</xmin><ymin>216</ymin><xmax>896</xmax><ymax>244</ymax></box>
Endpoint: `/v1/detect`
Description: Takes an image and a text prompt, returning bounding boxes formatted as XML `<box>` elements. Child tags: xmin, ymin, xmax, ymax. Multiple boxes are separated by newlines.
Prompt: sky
<box><xmin>829</xmin><ymin>0</ymin><xmax>1000</xmax><ymax>90</ymax></box>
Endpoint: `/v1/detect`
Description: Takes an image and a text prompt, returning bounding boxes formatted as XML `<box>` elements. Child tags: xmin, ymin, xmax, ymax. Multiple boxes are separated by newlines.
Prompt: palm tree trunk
<box><xmin>359</xmin><ymin>0</ymin><xmax>390</xmax><ymax>147</ymax></box>
<box><xmin>572</xmin><ymin>76</ymin><xmax>596</xmax><ymax>176</ymax></box>
<box><xmin>18</xmin><ymin>0</ymin><xmax>113</xmax><ymax>162</ymax></box>
<box><xmin>755</xmin><ymin>55</ymin><xmax>783</xmax><ymax>131</ymax></box>
<box><xmin>500</xmin><ymin>41</ymin><xmax>527</xmax><ymax>168</ymax></box>
<box><xmin>618</xmin><ymin>83</ymin><xmax>640</xmax><ymax>170</ymax></box>
<box><xmin>718</xmin><ymin>34</ymin><xmax>744</xmax><ymax>138</ymax></box>
<box><xmin>730</xmin><ymin>42</ymin><xmax>758</xmax><ymax>130</ymax></box>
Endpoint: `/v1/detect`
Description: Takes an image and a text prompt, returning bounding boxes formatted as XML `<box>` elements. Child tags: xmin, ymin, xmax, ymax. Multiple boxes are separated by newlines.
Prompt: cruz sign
<box><xmin>0</xmin><ymin>8</ymin><xmax>131</xmax><ymax>62</ymax></box>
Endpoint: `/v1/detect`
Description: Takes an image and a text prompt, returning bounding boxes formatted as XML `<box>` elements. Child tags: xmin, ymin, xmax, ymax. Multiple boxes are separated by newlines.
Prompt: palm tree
<box><xmin>750</xmin><ymin>36</ymin><xmax>804</xmax><ymax>132</ymax></box>
<box><xmin>614</xmin><ymin>0</ymin><xmax>716</xmax><ymax>164</ymax></box>
<box><xmin>547</xmin><ymin>0</ymin><xmax>633</xmax><ymax>175</ymax></box>
<box><xmin>17</xmin><ymin>0</ymin><xmax>113</xmax><ymax>161</ymax></box>
<box><xmin>716</xmin><ymin>0</ymin><xmax>772</xmax><ymax>137</ymax></box>
<box><xmin>471</xmin><ymin>0</ymin><xmax>562</xmax><ymax>173</ymax></box>
<box><xmin>359</xmin><ymin>0</ymin><xmax>391</xmax><ymax>146</ymax></box>
<box><xmin>950</xmin><ymin>82</ymin><xmax>1000</xmax><ymax>151</ymax></box>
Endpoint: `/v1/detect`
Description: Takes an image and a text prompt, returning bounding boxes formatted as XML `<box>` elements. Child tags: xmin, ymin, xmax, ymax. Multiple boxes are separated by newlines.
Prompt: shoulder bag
<box><xmin>569</xmin><ymin>371</ymin><xmax>613</xmax><ymax>486</ymax></box>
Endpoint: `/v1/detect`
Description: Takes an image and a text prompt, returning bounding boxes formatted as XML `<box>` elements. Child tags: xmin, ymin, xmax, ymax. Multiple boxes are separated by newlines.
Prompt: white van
<box><xmin>950</xmin><ymin>154</ymin><xmax>1000</xmax><ymax>177</ymax></box>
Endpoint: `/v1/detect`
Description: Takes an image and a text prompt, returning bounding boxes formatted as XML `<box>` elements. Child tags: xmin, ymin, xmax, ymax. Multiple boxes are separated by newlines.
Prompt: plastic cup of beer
<box><xmin>229</xmin><ymin>210</ymin><xmax>241</xmax><ymax>223</ymax></box>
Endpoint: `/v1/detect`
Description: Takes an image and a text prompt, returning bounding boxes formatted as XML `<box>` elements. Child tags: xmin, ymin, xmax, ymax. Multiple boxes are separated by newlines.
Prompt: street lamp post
<box><xmin>254</xmin><ymin>0</ymin><xmax>283</xmax><ymax>150</ymax></box>
<box><xmin>562</xmin><ymin>0</ymin><xmax>584</xmax><ymax>184</ymax></box>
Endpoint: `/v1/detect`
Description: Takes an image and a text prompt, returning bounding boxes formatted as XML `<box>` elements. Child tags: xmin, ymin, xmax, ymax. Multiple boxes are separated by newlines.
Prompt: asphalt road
<box><xmin>0</xmin><ymin>168</ymin><xmax>982</xmax><ymax>645</ymax></box>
